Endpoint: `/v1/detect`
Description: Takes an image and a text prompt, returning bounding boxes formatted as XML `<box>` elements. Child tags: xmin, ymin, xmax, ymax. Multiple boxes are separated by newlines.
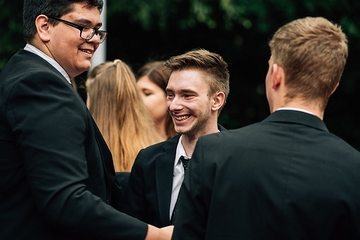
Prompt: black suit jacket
<box><xmin>120</xmin><ymin>125</ymin><xmax>226</xmax><ymax>228</ymax></box>
<box><xmin>172</xmin><ymin>110</ymin><xmax>360</xmax><ymax>240</ymax></box>
<box><xmin>0</xmin><ymin>50</ymin><xmax>147</xmax><ymax>239</ymax></box>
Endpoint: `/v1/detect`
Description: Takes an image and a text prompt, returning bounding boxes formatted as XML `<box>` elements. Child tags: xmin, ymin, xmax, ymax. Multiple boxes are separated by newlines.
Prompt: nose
<box><xmin>87</xmin><ymin>33</ymin><xmax>101</xmax><ymax>44</ymax></box>
<box><xmin>167</xmin><ymin>96</ymin><xmax>183</xmax><ymax>112</ymax></box>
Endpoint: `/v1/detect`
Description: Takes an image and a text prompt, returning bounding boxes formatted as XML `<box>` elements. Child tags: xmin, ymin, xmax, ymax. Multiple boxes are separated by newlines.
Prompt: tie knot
<box><xmin>180</xmin><ymin>156</ymin><xmax>190</xmax><ymax>171</ymax></box>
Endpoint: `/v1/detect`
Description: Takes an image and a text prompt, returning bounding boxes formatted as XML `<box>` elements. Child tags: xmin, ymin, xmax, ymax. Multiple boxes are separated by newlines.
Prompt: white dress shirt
<box><xmin>24</xmin><ymin>44</ymin><xmax>71</xmax><ymax>84</ymax></box>
<box><xmin>169</xmin><ymin>135</ymin><xmax>190</xmax><ymax>220</ymax></box>
<box><xmin>276</xmin><ymin>107</ymin><xmax>316</xmax><ymax>116</ymax></box>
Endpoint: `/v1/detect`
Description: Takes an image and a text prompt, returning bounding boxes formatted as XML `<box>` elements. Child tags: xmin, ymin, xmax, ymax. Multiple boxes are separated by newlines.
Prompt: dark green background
<box><xmin>1</xmin><ymin>0</ymin><xmax>360</xmax><ymax>149</ymax></box>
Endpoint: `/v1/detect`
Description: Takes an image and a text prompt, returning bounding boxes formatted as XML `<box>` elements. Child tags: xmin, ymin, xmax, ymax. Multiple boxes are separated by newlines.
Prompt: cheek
<box><xmin>149</xmin><ymin>99</ymin><xmax>168</xmax><ymax>120</ymax></box>
<box><xmin>140</xmin><ymin>94</ymin><xmax>147</xmax><ymax>103</ymax></box>
<box><xmin>145</xmin><ymin>95</ymin><xmax>166</xmax><ymax>111</ymax></box>
<box><xmin>158</xmin><ymin>95</ymin><xmax>168</xmax><ymax>108</ymax></box>
<box><xmin>166</xmin><ymin>99</ymin><xmax>172</xmax><ymax>109</ymax></box>
<box><xmin>143</xmin><ymin>98</ymin><xmax>154</xmax><ymax>112</ymax></box>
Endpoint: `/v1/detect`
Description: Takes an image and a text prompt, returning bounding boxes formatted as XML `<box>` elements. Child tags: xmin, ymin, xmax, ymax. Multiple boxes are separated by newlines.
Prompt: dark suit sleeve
<box><xmin>119</xmin><ymin>149</ymin><xmax>149</xmax><ymax>222</ymax></box>
<box><xmin>7</xmin><ymin>71</ymin><xmax>147</xmax><ymax>239</ymax></box>
<box><xmin>172</xmin><ymin>137</ymin><xmax>210</xmax><ymax>240</ymax></box>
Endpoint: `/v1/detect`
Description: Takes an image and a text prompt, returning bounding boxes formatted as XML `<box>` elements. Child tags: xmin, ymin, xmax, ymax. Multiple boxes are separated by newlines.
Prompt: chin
<box><xmin>79</xmin><ymin>63</ymin><xmax>92</xmax><ymax>72</ymax></box>
<box><xmin>174</xmin><ymin>127</ymin><xmax>186</xmax><ymax>135</ymax></box>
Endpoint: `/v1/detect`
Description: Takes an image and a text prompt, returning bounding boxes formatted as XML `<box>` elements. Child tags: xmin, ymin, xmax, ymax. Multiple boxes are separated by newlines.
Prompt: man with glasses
<box><xmin>47</xmin><ymin>16</ymin><xmax>108</xmax><ymax>43</ymax></box>
<box><xmin>0</xmin><ymin>0</ymin><xmax>172</xmax><ymax>239</ymax></box>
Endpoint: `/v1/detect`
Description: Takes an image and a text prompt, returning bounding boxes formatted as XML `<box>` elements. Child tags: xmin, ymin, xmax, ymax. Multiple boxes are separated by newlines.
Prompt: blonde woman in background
<box><xmin>137</xmin><ymin>61</ymin><xmax>177</xmax><ymax>141</ymax></box>
<box><xmin>86</xmin><ymin>60</ymin><xmax>163</xmax><ymax>172</ymax></box>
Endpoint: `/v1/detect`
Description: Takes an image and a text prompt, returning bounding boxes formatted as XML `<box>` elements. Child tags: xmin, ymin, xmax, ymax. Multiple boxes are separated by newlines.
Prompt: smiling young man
<box><xmin>120</xmin><ymin>49</ymin><xmax>230</xmax><ymax>227</ymax></box>
<box><xmin>0</xmin><ymin>0</ymin><xmax>172</xmax><ymax>239</ymax></box>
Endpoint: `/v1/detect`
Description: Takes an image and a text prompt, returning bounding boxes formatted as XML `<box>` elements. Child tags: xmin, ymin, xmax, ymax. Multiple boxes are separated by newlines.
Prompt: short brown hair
<box><xmin>269</xmin><ymin>17</ymin><xmax>348</xmax><ymax>109</ymax></box>
<box><xmin>164</xmin><ymin>49</ymin><xmax>230</xmax><ymax>112</ymax></box>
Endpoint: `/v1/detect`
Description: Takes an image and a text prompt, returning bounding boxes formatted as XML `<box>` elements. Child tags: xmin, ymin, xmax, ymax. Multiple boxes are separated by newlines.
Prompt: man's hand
<box><xmin>145</xmin><ymin>224</ymin><xmax>174</xmax><ymax>240</ymax></box>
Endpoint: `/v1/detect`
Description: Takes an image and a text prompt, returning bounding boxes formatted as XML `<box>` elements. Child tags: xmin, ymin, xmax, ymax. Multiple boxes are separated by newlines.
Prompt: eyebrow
<box><xmin>76</xmin><ymin>18</ymin><xmax>103</xmax><ymax>28</ymax></box>
<box><xmin>166</xmin><ymin>88</ymin><xmax>196</xmax><ymax>94</ymax></box>
<box><xmin>141</xmin><ymin>87</ymin><xmax>152</xmax><ymax>91</ymax></box>
<box><xmin>179</xmin><ymin>89</ymin><xmax>196</xmax><ymax>93</ymax></box>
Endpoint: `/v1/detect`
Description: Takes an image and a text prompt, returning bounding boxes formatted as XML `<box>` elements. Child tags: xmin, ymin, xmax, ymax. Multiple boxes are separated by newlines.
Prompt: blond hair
<box><xmin>269</xmin><ymin>17</ymin><xmax>348</xmax><ymax>110</ymax></box>
<box><xmin>87</xmin><ymin>60</ymin><xmax>163</xmax><ymax>171</ymax></box>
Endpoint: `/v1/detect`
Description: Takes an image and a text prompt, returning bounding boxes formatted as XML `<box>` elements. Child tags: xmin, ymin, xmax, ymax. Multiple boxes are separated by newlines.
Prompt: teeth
<box><xmin>175</xmin><ymin>115</ymin><xmax>189</xmax><ymax>121</ymax></box>
<box><xmin>82</xmin><ymin>50</ymin><xmax>92</xmax><ymax>54</ymax></box>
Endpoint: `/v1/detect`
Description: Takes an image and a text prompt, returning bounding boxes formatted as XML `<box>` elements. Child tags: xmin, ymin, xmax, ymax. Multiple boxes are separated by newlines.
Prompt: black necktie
<box><xmin>180</xmin><ymin>156</ymin><xmax>190</xmax><ymax>172</ymax></box>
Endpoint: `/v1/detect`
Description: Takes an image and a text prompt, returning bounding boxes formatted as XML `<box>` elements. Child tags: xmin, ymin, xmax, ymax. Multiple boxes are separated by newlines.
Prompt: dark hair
<box><xmin>23</xmin><ymin>0</ymin><xmax>103</xmax><ymax>42</ymax></box>
<box><xmin>137</xmin><ymin>61</ymin><xmax>170</xmax><ymax>93</ymax></box>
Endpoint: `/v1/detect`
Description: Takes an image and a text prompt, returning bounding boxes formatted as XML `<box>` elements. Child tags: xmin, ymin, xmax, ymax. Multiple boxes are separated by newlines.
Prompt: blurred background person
<box><xmin>137</xmin><ymin>61</ymin><xmax>177</xmax><ymax>141</ymax></box>
<box><xmin>86</xmin><ymin>60</ymin><xmax>163</xmax><ymax>173</ymax></box>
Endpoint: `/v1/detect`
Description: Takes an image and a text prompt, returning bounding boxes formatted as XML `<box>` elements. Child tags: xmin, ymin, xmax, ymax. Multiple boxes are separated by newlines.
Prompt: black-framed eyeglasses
<box><xmin>48</xmin><ymin>16</ymin><xmax>108</xmax><ymax>43</ymax></box>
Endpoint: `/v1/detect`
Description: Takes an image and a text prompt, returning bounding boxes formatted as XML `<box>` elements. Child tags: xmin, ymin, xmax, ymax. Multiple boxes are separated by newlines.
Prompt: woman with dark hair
<box><xmin>137</xmin><ymin>61</ymin><xmax>177</xmax><ymax>140</ymax></box>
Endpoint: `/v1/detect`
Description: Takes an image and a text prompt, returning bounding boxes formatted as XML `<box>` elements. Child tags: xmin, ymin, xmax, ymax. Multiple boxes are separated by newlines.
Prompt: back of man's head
<box><xmin>269</xmin><ymin>17</ymin><xmax>348</xmax><ymax>109</ymax></box>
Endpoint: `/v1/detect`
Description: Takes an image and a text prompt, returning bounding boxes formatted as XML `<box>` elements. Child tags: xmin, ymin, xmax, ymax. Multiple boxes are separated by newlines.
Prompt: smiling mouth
<box><xmin>174</xmin><ymin>115</ymin><xmax>190</xmax><ymax>121</ymax></box>
<box><xmin>81</xmin><ymin>49</ymin><xmax>93</xmax><ymax>54</ymax></box>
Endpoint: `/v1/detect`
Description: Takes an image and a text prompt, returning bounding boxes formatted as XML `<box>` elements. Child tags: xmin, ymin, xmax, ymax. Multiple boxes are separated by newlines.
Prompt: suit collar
<box><xmin>156</xmin><ymin>135</ymin><xmax>180</xmax><ymax>225</ymax></box>
<box><xmin>23</xmin><ymin>45</ymin><xmax>71</xmax><ymax>83</ymax></box>
<box><xmin>264</xmin><ymin>110</ymin><xmax>328</xmax><ymax>132</ymax></box>
<box><xmin>162</xmin><ymin>134</ymin><xmax>181</xmax><ymax>152</ymax></box>
<box><xmin>218</xmin><ymin>124</ymin><xmax>226</xmax><ymax>132</ymax></box>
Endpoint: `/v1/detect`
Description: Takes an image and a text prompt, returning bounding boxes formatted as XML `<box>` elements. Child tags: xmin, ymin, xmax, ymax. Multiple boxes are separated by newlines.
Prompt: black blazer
<box><xmin>120</xmin><ymin>125</ymin><xmax>226</xmax><ymax>228</ymax></box>
<box><xmin>172</xmin><ymin>110</ymin><xmax>360</xmax><ymax>240</ymax></box>
<box><xmin>0</xmin><ymin>50</ymin><xmax>147</xmax><ymax>239</ymax></box>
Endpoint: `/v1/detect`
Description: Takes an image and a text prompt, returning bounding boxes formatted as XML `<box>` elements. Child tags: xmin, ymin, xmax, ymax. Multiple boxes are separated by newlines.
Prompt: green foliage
<box><xmin>1</xmin><ymin>0</ymin><xmax>360</xmax><ymax>148</ymax></box>
<box><xmin>2</xmin><ymin>0</ymin><xmax>360</xmax><ymax>71</ymax></box>
<box><xmin>0</xmin><ymin>0</ymin><xmax>24</xmax><ymax>70</ymax></box>
<box><xmin>105</xmin><ymin>0</ymin><xmax>360</xmax><ymax>42</ymax></box>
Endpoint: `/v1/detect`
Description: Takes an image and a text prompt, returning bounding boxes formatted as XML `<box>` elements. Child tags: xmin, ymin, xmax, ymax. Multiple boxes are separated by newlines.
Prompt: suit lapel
<box><xmin>155</xmin><ymin>135</ymin><xmax>180</xmax><ymax>225</ymax></box>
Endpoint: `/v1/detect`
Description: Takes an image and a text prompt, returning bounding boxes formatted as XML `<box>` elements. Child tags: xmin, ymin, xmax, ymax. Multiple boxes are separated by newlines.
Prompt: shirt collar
<box><xmin>24</xmin><ymin>44</ymin><xmax>71</xmax><ymax>84</ymax></box>
<box><xmin>276</xmin><ymin>107</ymin><xmax>316</xmax><ymax>116</ymax></box>
<box><xmin>174</xmin><ymin>135</ymin><xmax>190</xmax><ymax>168</ymax></box>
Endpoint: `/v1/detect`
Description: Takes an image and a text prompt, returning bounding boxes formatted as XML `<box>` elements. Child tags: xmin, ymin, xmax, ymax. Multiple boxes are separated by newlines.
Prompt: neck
<box><xmin>181</xmin><ymin>123</ymin><xmax>219</xmax><ymax>157</ymax></box>
<box><xmin>274</xmin><ymin>101</ymin><xmax>324</xmax><ymax>120</ymax></box>
<box><xmin>180</xmin><ymin>136</ymin><xmax>198</xmax><ymax>157</ymax></box>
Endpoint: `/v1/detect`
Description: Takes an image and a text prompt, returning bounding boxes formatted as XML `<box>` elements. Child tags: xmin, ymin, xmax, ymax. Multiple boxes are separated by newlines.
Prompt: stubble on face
<box><xmin>167</xmin><ymin>69</ymin><xmax>213</xmax><ymax>139</ymax></box>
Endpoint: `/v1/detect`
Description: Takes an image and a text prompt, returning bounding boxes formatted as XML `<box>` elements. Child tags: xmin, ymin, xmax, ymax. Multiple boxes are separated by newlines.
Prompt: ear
<box><xmin>211</xmin><ymin>91</ymin><xmax>226</xmax><ymax>111</ymax></box>
<box><xmin>271</xmin><ymin>63</ymin><xmax>285</xmax><ymax>90</ymax></box>
<box><xmin>330</xmin><ymin>82</ymin><xmax>339</xmax><ymax>95</ymax></box>
<box><xmin>35</xmin><ymin>15</ymin><xmax>51</xmax><ymax>42</ymax></box>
